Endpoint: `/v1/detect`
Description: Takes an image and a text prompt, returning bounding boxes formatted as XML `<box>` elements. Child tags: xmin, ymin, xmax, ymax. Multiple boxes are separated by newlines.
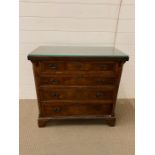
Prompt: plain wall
<box><xmin>19</xmin><ymin>0</ymin><xmax>135</xmax><ymax>99</ymax></box>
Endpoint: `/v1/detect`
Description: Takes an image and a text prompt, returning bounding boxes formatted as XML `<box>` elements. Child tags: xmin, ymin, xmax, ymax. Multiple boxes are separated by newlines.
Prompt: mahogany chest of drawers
<box><xmin>28</xmin><ymin>46</ymin><xmax>129</xmax><ymax>127</ymax></box>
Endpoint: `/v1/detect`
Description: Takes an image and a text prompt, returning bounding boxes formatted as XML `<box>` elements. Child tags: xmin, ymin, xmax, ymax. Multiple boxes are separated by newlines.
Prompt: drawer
<box><xmin>40</xmin><ymin>61</ymin><xmax>115</xmax><ymax>73</ymax></box>
<box><xmin>39</xmin><ymin>87</ymin><xmax>114</xmax><ymax>101</ymax></box>
<box><xmin>42</xmin><ymin>104</ymin><xmax>113</xmax><ymax>117</ymax></box>
<box><xmin>39</xmin><ymin>75</ymin><xmax>115</xmax><ymax>86</ymax></box>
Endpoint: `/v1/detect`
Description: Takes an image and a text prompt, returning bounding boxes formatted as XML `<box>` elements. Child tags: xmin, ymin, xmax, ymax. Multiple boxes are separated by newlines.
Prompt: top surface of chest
<box><xmin>27</xmin><ymin>46</ymin><xmax>129</xmax><ymax>61</ymax></box>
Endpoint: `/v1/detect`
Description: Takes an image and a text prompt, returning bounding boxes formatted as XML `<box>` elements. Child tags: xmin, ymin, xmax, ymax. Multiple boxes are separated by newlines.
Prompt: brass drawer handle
<box><xmin>100</xmin><ymin>64</ymin><xmax>108</xmax><ymax>70</ymax></box>
<box><xmin>51</xmin><ymin>92</ymin><xmax>60</xmax><ymax>98</ymax></box>
<box><xmin>96</xmin><ymin>79</ymin><xmax>106</xmax><ymax>83</ymax></box>
<box><xmin>53</xmin><ymin>107</ymin><xmax>60</xmax><ymax>113</ymax></box>
<box><xmin>50</xmin><ymin>79</ymin><xmax>59</xmax><ymax>84</ymax></box>
<box><xmin>96</xmin><ymin>92</ymin><xmax>105</xmax><ymax>98</ymax></box>
<box><xmin>48</xmin><ymin>64</ymin><xmax>58</xmax><ymax>69</ymax></box>
<box><xmin>72</xmin><ymin>62</ymin><xmax>82</xmax><ymax>67</ymax></box>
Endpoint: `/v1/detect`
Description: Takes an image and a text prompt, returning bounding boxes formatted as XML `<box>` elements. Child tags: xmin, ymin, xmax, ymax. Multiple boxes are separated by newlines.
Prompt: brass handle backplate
<box><xmin>100</xmin><ymin>64</ymin><xmax>108</xmax><ymax>70</ymax></box>
<box><xmin>96</xmin><ymin>92</ymin><xmax>105</xmax><ymax>98</ymax></box>
<box><xmin>53</xmin><ymin>107</ymin><xmax>60</xmax><ymax>113</ymax></box>
<box><xmin>50</xmin><ymin>79</ymin><xmax>59</xmax><ymax>84</ymax></box>
<box><xmin>48</xmin><ymin>64</ymin><xmax>58</xmax><ymax>69</ymax></box>
<box><xmin>51</xmin><ymin>92</ymin><xmax>60</xmax><ymax>98</ymax></box>
<box><xmin>96</xmin><ymin>79</ymin><xmax>106</xmax><ymax>83</ymax></box>
<box><xmin>72</xmin><ymin>62</ymin><xmax>82</xmax><ymax>67</ymax></box>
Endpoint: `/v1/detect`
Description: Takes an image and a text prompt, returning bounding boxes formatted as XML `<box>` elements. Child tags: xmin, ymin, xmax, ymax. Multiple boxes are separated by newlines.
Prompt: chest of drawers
<box><xmin>28</xmin><ymin>46</ymin><xmax>129</xmax><ymax>127</ymax></box>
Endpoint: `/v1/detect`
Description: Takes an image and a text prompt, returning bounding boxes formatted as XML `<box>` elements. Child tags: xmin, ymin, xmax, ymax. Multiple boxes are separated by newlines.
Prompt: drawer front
<box><xmin>40</xmin><ymin>75</ymin><xmax>115</xmax><ymax>86</ymax></box>
<box><xmin>42</xmin><ymin>104</ymin><xmax>113</xmax><ymax>116</ymax></box>
<box><xmin>40</xmin><ymin>87</ymin><xmax>114</xmax><ymax>101</ymax></box>
<box><xmin>40</xmin><ymin>61</ymin><xmax>115</xmax><ymax>73</ymax></box>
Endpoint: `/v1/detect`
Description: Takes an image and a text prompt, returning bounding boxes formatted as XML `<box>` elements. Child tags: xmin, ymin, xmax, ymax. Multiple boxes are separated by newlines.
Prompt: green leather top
<box><xmin>28</xmin><ymin>46</ymin><xmax>129</xmax><ymax>60</ymax></box>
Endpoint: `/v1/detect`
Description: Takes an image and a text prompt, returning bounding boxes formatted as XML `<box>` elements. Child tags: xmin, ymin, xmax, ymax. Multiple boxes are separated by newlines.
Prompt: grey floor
<box><xmin>20</xmin><ymin>99</ymin><xmax>135</xmax><ymax>155</ymax></box>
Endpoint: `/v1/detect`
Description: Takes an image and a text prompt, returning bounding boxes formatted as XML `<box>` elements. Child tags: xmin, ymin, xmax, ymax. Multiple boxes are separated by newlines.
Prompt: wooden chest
<box><xmin>28</xmin><ymin>46</ymin><xmax>129</xmax><ymax>127</ymax></box>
